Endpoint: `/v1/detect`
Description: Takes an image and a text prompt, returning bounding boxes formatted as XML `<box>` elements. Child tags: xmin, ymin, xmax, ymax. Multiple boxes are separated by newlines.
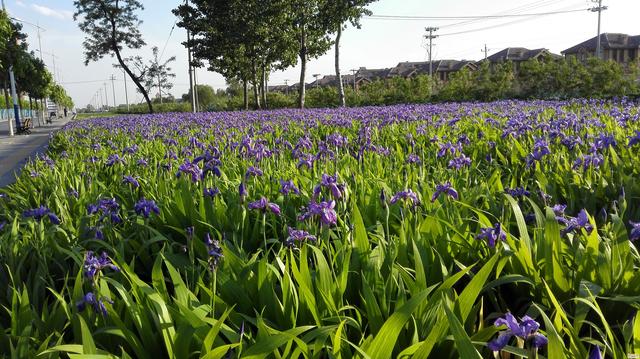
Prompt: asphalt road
<box><xmin>0</xmin><ymin>117</ymin><xmax>71</xmax><ymax>187</ymax></box>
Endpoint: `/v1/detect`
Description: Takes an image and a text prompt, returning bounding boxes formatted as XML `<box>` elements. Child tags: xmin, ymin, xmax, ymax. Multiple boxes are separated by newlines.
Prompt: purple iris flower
<box><xmin>589</xmin><ymin>346</ymin><xmax>603</xmax><ymax>359</ymax></box>
<box><xmin>487</xmin><ymin>313</ymin><xmax>548</xmax><ymax>351</ymax></box>
<box><xmin>297</xmin><ymin>155</ymin><xmax>314</xmax><ymax>169</ymax></box>
<box><xmin>298</xmin><ymin>200</ymin><xmax>338</xmax><ymax>226</ymax></box>
<box><xmin>68</xmin><ymin>188</ymin><xmax>79</xmax><ymax>199</ymax></box>
<box><xmin>551</xmin><ymin>204</ymin><xmax>569</xmax><ymax>224</ymax></box>
<box><xmin>205</xmin><ymin>233</ymin><xmax>223</xmax><ymax>271</ymax></box>
<box><xmin>573</xmin><ymin>154</ymin><xmax>604</xmax><ymax>171</ymax></box>
<box><xmin>203</xmin><ymin>160</ymin><xmax>222</xmax><ymax>177</ymax></box>
<box><xmin>87</xmin><ymin>198</ymin><xmax>122</xmax><ymax>224</ymax></box>
<box><xmin>239</xmin><ymin>182</ymin><xmax>248</xmax><ymax>201</ymax></box>
<box><xmin>437</xmin><ymin>142</ymin><xmax>460</xmax><ymax>158</ymax></box>
<box><xmin>204</xmin><ymin>187</ymin><xmax>220</xmax><ymax>198</ymax></box>
<box><xmin>406</xmin><ymin>154</ymin><xmax>421</xmax><ymax>164</ymax></box>
<box><xmin>134</xmin><ymin>198</ymin><xmax>160</xmax><ymax>218</ymax></box>
<box><xmin>505</xmin><ymin>187</ymin><xmax>530</xmax><ymax>198</ymax></box>
<box><xmin>476</xmin><ymin>223</ymin><xmax>507</xmax><ymax>248</ymax></box>
<box><xmin>285</xmin><ymin>227</ymin><xmax>317</xmax><ymax>248</ymax></box>
<box><xmin>76</xmin><ymin>291</ymin><xmax>112</xmax><ymax>316</ymax></box>
<box><xmin>106</xmin><ymin>154</ymin><xmax>123</xmax><ymax>166</ymax></box>
<box><xmin>245</xmin><ymin>166</ymin><xmax>263</xmax><ymax>178</ymax></box>
<box><xmin>628</xmin><ymin>130</ymin><xmax>640</xmax><ymax>147</ymax></box>
<box><xmin>84</xmin><ymin>251</ymin><xmax>119</xmax><ymax>281</ymax></box>
<box><xmin>248</xmin><ymin>197</ymin><xmax>281</xmax><ymax>216</ymax></box>
<box><xmin>177</xmin><ymin>161</ymin><xmax>203</xmax><ymax>182</ymax></box>
<box><xmin>314</xmin><ymin>174</ymin><xmax>344</xmax><ymax>200</ymax></box>
<box><xmin>23</xmin><ymin>206</ymin><xmax>61</xmax><ymax>224</ymax></box>
<box><xmin>123</xmin><ymin>175</ymin><xmax>140</xmax><ymax>188</ymax></box>
<box><xmin>448</xmin><ymin>154</ymin><xmax>472</xmax><ymax>169</ymax></box>
<box><xmin>0</xmin><ymin>221</ymin><xmax>6</xmax><ymax>231</ymax></box>
<box><xmin>390</xmin><ymin>189</ymin><xmax>420</xmax><ymax>206</ymax></box>
<box><xmin>280</xmin><ymin>179</ymin><xmax>300</xmax><ymax>196</ymax></box>
<box><xmin>137</xmin><ymin>158</ymin><xmax>148</xmax><ymax>167</ymax></box>
<box><xmin>561</xmin><ymin>209</ymin><xmax>594</xmax><ymax>236</ymax></box>
<box><xmin>629</xmin><ymin>221</ymin><xmax>640</xmax><ymax>241</ymax></box>
<box><xmin>431</xmin><ymin>182</ymin><xmax>459</xmax><ymax>202</ymax></box>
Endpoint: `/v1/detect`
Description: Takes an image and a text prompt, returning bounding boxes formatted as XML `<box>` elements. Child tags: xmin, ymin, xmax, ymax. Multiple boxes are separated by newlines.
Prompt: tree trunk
<box><xmin>335</xmin><ymin>27</ymin><xmax>346</xmax><ymax>107</ymax></box>
<box><xmin>4</xmin><ymin>74</ymin><xmax>10</xmax><ymax>111</ymax></box>
<box><xmin>261</xmin><ymin>64</ymin><xmax>267</xmax><ymax>109</ymax></box>
<box><xmin>105</xmin><ymin>9</ymin><xmax>154</xmax><ymax>114</ymax></box>
<box><xmin>243</xmin><ymin>79</ymin><xmax>249</xmax><ymax>110</ymax></box>
<box><xmin>252</xmin><ymin>61</ymin><xmax>261</xmax><ymax>110</ymax></box>
<box><xmin>114</xmin><ymin>49</ymin><xmax>153</xmax><ymax>113</ymax></box>
<box><xmin>298</xmin><ymin>27</ymin><xmax>307</xmax><ymax>109</ymax></box>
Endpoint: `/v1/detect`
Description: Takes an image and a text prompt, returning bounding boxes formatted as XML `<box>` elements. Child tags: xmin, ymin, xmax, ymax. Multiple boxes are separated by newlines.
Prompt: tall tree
<box><xmin>290</xmin><ymin>0</ymin><xmax>332</xmax><ymax>109</ymax></box>
<box><xmin>174</xmin><ymin>0</ymin><xmax>297</xmax><ymax>111</ymax></box>
<box><xmin>145</xmin><ymin>46</ymin><xmax>176</xmax><ymax>104</ymax></box>
<box><xmin>321</xmin><ymin>0</ymin><xmax>377</xmax><ymax>107</ymax></box>
<box><xmin>73</xmin><ymin>0</ymin><xmax>154</xmax><ymax>113</ymax></box>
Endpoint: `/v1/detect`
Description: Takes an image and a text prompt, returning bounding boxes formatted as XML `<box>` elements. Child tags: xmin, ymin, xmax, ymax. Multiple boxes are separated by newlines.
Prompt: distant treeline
<box><xmin>114</xmin><ymin>56</ymin><xmax>639</xmax><ymax>114</ymax></box>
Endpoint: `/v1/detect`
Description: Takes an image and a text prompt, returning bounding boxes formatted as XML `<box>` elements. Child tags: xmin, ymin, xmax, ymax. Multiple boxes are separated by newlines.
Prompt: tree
<box><xmin>1</xmin><ymin>16</ymin><xmax>28</xmax><ymax>112</ymax></box>
<box><xmin>73</xmin><ymin>0</ymin><xmax>155</xmax><ymax>113</ymax></box>
<box><xmin>320</xmin><ymin>0</ymin><xmax>377</xmax><ymax>107</ymax></box>
<box><xmin>290</xmin><ymin>0</ymin><xmax>332</xmax><ymax>108</ymax></box>
<box><xmin>174</xmin><ymin>0</ymin><xmax>297</xmax><ymax>110</ymax></box>
<box><xmin>16</xmin><ymin>52</ymin><xmax>53</xmax><ymax>112</ymax></box>
<box><xmin>144</xmin><ymin>46</ymin><xmax>176</xmax><ymax>104</ymax></box>
<box><xmin>182</xmin><ymin>84</ymin><xmax>215</xmax><ymax>109</ymax></box>
<box><xmin>49</xmin><ymin>83</ymin><xmax>74</xmax><ymax>109</ymax></box>
<box><xmin>0</xmin><ymin>10</ymin><xmax>11</xmax><ymax>58</ymax></box>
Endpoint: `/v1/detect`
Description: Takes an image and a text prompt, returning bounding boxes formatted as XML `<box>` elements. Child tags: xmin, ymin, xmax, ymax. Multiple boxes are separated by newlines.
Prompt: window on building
<box><xmin>619</xmin><ymin>49</ymin><xmax>625</xmax><ymax>62</ymax></box>
<box><xmin>631</xmin><ymin>49</ymin><xmax>638</xmax><ymax>61</ymax></box>
<box><xmin>611</xmin><ymin>49</ymin><xmax>617</xmax><ymax>61</ymax></box>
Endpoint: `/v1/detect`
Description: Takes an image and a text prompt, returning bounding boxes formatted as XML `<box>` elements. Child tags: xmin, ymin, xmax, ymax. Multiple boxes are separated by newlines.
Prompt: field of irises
<box><xmin>1</xmin><ymin>99</ymin><xmax>640</xmax><ymax>358</ymax></box>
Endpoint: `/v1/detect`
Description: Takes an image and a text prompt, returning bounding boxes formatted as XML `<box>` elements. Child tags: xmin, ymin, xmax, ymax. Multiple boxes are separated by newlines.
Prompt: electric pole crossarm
<box><xmin>590</xmin><ymin>0</ymin><xmax>608</xmax><ymax>59</ymax></box>
<box><xmin>425</xmin><ymin>27</ymin><xmax>439</xmax><ymax>77</ymax></box>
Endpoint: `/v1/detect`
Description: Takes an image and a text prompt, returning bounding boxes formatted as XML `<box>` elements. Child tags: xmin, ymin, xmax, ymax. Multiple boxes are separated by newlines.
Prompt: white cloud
<box><xmin>30</xmin><ymin>4</ymin><xmax>74</xmax><ymax>20</ymax></box>
<box><xmin>15</xmin><ymin>1</ymin><xmax>26</xmax><ymax>7</ymax></box>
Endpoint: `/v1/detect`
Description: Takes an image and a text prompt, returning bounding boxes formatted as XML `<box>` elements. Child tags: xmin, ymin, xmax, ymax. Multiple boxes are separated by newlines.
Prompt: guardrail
<box><xmin>0</xmin><ymin>109</ymin><xmax>42</xmax><ymax>121</ymax></box>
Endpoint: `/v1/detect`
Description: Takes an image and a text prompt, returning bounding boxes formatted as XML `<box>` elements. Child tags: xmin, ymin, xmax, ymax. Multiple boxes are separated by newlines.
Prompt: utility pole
<box><xmin>158</xmin><ymin>72</ymin><xmax>163</xmax><ymax>104</ymax></box>
<box><xmin>51</xmin><ymin>51</ymin><xmax>58</xmax><ymax>83</ymax></box>
<box><xmin>122</xmin><ymin>69</ymin><xmax>130</xmax><ymax>112</ymax></box>
<box><xmin>2</xmin><ymin>0</ymin><xmax>20</xmax><ymax>136</ymax></box>
<box><xmin>350</xmin><ymin>69</ymin><xmax>358</xmax><ymax>92</ymax></box>
<box><xmin>98</xmin><ymin>88</ymin><xmax>103</xmax><ymax>110</ymax></box>
<box><xmin>104</xmin><ymin>82</ymin><xmax>109</xmax><ymax>109</ymax></box>
<box><xmin>194</xmin><ymin>67</ymin><xmax>200</xmax><ymax>111</ymax></box>
<box><xmin>110</xmin><ymin>75</ymin><xmax>117</xmax><ymax>109</ymax></box>
<box><xmin>482</xmin><ymin>44</ymin><xmax>490</xmax><ymax>60</ymax></box>
<box><xmin>284</xmin><ymin>79</ymin><xmax>289</xmax><ymax>95</ymax></box>
<box><xmin>590</xmin><ymin>0</ymin><xmax>608</xmax><ymax>59</ymax></box>
<box><xmin>186</xmin><ymin>0</ymin><xmax>196</xmax><ymax>113</ymax></box>
<box><xmin>425</xmin><ymin>27</ymin><xmax>439</xmax><ymax>78</ymax></box>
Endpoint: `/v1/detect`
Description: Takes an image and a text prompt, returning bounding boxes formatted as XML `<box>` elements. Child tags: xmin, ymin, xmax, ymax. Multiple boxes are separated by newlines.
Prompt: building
<box><xmin>354</xmin><ymin>67</ymin><xmax>391</xmax><ymax>86</ymax></box>
<box><xmin>562</xmin><ymin>33</ymin><xmax>640</xmax><ymax>64</ymax></box>
<box><xmin>482</xmin><ymin>47</ymin><xmax>562</xmax><ymax>71</ymax></box>
<box><xmin>387</xmin><ymin>60</ymin><xmax>477</xmax><ymax>82</ymax></box>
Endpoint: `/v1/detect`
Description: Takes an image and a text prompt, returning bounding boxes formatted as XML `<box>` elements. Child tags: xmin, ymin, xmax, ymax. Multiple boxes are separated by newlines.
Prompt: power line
<box><xmin>366</xmin><ymin>8</ymin><xmax>590</xmax><ymax>21</ymax></box>
<box><xmin>159</xmin><ymin>20</ymin><xmax>177</xmax><ymax>62</ymax></box>
<box><xmin>438</xmin><ymin>9</ymin><xmax>590</xmax><ymax>37</ymax></box>
<box><xmin>61</xmin><ymin>79</ymin><xmax>121</xmax><ymax>85</ymax></box>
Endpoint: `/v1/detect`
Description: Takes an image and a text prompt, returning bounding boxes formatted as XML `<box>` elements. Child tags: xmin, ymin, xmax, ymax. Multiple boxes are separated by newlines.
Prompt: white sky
<box><xmin>5</xmin><ymin>0</ymin><xmax>640</xmax><ymax>108</ymax></box>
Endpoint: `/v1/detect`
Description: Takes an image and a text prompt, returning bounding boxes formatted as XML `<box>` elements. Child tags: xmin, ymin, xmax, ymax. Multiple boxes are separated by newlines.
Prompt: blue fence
<box><xmin>0</xmin><ymin>109</ymin><xmax>40</xmax><ymax>121</ymax></box>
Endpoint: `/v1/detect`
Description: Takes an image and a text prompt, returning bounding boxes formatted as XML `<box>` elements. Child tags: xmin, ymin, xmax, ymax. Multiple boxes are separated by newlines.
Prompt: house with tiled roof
<box><xmin>481</xmin><ymin>47</ymin><xmax>562</xmax><ymax>72</ymax></box>
<box><xmin>562</xmin><ymin>33</ymin><xmax>640</xmax><ymax>65</ymax></box>
<box><xmin>386</xmin><ymin>60</ymin><xmax>477</xmax><ymax>82</ymax></box>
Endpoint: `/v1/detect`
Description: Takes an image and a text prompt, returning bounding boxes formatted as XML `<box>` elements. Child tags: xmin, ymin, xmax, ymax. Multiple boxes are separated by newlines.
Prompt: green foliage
<box><xmin>1</xmin><ymin>101</ymin><xmax>640</xmax><ymax>357</ymax></box>
<box><xmin>74</xmin><ymin>0</ymin><xmax>154</xmax><ymax>113</ymax></box>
